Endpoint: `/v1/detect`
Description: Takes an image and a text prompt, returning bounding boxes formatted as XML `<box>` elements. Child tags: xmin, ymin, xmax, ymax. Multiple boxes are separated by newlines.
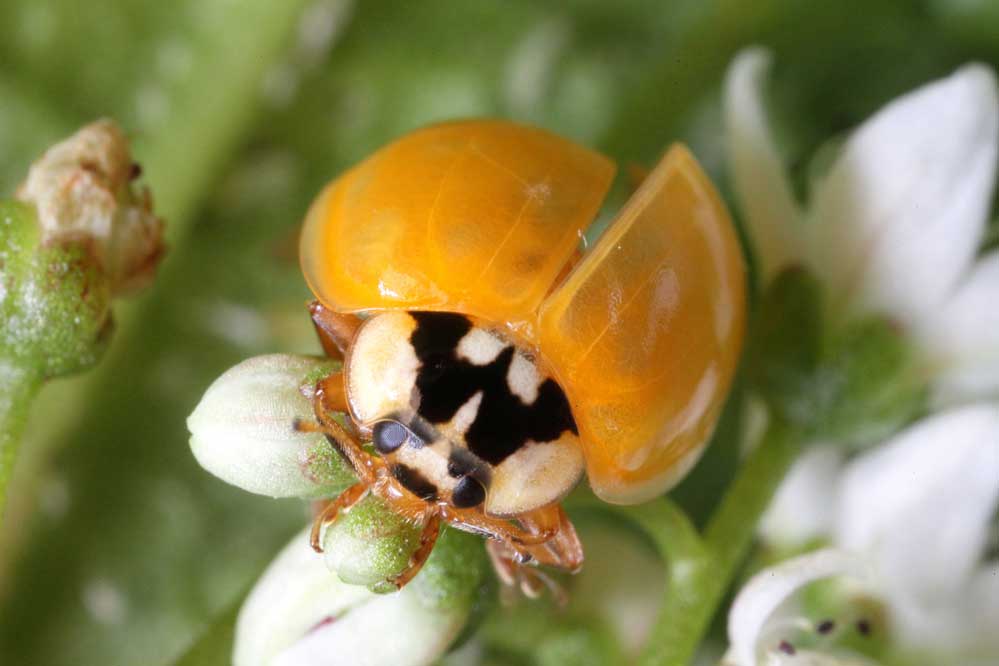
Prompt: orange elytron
<box><xmin>298</xmin><ymin>120</ymin><xmax>745</xmax><ymax>594</ymax></box>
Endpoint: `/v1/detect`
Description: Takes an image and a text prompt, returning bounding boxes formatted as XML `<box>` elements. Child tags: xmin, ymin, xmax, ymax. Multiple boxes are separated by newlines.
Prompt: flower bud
<box><xmin>187</xmin><ymin>354</ymin><xmax>354</xmax><ymax>498</ymax></box>
<box><xmin>0</xmin><ymin>200</ymin><xmax>111</xmax><ymax>377</ymax></box>
<box><xmin>321</xmin><ymin>494</ymin><xmax>422</xmax><ymax>591</ymax></box>
<box><xmin>234</xmin><ymin>526</ymin><xmax>488</xmax><ymax>666</ymax></box>
<box><xmin>748</xmin><ymin>267</ymin><xmax>927</xmax><ymax>448</ymax></box>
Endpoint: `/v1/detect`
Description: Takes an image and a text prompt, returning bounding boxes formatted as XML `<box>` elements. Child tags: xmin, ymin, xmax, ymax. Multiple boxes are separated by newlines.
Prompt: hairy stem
<box><xmin>0</xmin><ymin>359</ymin><xmax>42</xmax><ymax>524</ymax></box>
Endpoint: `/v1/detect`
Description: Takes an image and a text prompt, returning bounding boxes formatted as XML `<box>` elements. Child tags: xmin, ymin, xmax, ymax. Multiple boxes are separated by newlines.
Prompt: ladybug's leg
<box><xmin>310</xmin><ymin>481</ymin><xmax>369</xmax><ymax>551</ymax></box>
<box><xmin>438</xmin><ymin>506</ymin><xmax>557</xmax><ymax>547</ymax></box>
<box><xmin>292</xmin><ymin>415</ymin><xmax>377</xmax><ymax>483</ymax></box>
<box><xmin>387</xmin><ymin>510</ymin><xmax>442</xmax><ymax>589</ymax></box>
<box><xmin>309</xmin><ymin>395</ymin><xmax>381</xmax><ymax>481</ymax></box>
<box><xmin>315</xmin><ymin>371</ymin><xmax>349</xmax><ymax>414</ymax></box>
<box><xmin>515</xmin><ymin>504</ymin><xmax>584</xmax><ymax>573</ymax></box>
<box><xmin>486</xmin><ymin>540</ymin><xmax>568</xmax><ymax>606</ymax></box>
<box><xmin>483</xmin><ymin>505</ymin><xmax>582</xmax><ymax>604</ymax></box>
<box><xmin>309</xmin><ymin>301</ymin><xmax>362</xmax><ymax>360</ymax></box>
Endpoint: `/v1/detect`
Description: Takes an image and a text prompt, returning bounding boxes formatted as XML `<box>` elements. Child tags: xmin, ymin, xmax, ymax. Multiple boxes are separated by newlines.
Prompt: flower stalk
<box><xmin>653</xmin><ymin>420</ymin><xmax>801</xmax><ymax>666</ymax></box>
<box><xmin>0</xmin><ymin>361</ymin><xmax>42</xmax><ymax>520</ymax></box>
<box><xmin>572</xmin><ymin>420</ymin><xmax>801</xmax><ymax>666</ymax></box>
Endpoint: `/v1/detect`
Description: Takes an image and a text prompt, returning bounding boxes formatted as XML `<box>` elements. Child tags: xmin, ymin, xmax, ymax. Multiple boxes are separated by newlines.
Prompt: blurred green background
<box><xmin>1</xmin><ymin>1</ymin><xmax>998</xmax><ymax>664</ymax></box>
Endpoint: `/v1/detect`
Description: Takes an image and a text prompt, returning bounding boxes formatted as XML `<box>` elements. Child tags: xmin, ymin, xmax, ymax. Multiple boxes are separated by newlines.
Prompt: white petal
<box><xmin>834</xmin><ymin>404</ymin><xmax>999</xmax><ymax>642</ymax></box>
<box><xmin>919</xmin><ymin>252</ymin><xmax>999</xmax><ymax>406</ymax></box>
<box><xmin>188</xmin><ymin>354</ymin><xmax>343</xmax><ymax>498</ymax></box>
<box><xmin>759</xmin><ymin>445</ymin><xmax>845</xmax><ymax>547</ymax></box>
<box><xmin>809</xmin><ymin>65</ymin><xmax>999</xmax><ymax>329</ymax></box>
<box><xmin>764</xmin><ymin>650</ymin><xmax>880</xmax><ymax>666</ymax></box>
<box><xmin>724</xmin><ymin>47</ymin><xmax>804</xmax><ymax>283</ymax></box>
<box><xmin>234</xmin><ymin>527</ymin><xmax>375</xmax><ymax>666</ymax></box>
<box><xmin>275</xmin><ymin>583</ymin><xmax>464</xmax><ymax>666</ymax></box>
<box><xmin>235</xmin><ymin>527</ymin><xmax>474</xmax><ymax>666</ymax></box>
<box><xmin>962</xmin><ymin>561</ymin><xmax>999</xmax><ymax>652</ymax></box>
<box><xmin>728</xmin><ymin>549</ymin><xmax>869</xmax><ymax>666</ymax></box>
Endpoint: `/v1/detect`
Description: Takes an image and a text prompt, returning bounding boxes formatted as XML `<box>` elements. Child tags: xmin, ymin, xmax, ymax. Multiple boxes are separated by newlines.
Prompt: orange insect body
<box><xmin>299</xmin><ymin>120</ymin><xmax>745</xmax><ymax>591</ymax></box>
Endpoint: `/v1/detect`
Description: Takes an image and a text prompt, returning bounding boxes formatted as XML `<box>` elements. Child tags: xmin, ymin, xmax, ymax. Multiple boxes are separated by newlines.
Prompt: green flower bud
<box><xmin>187</xmin><ymin>354</ymin><xmax>354</xmax><ymax>498</ymax></box>
<box><xmin>321</xmin><ymin>494</ymin><xmax>422</xmax><ymax>592</ymax></box>
<box><xmin>0</xmin><ymin>200</ymin><xmax>111</xmax><ymax>377</ymax></box>
<box><xmin>235</xmin><ymin>526</ymin><xmax>488</xmax><ymax>666</ymax></box>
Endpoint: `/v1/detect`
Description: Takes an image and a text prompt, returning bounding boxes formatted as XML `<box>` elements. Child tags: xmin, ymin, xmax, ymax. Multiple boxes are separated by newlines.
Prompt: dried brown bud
<box><xmin>16</xmin><ymin>119</ymin><xmax>165</xmax><ymax>295</ymax></box>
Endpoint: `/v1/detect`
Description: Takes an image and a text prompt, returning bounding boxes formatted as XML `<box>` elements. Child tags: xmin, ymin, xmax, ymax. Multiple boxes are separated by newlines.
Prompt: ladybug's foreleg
<box><xmin>309</xmin><ymin>301</ymin><xmax>362</xmax><ymax>360</ymax></box>
<box><xmin>314</xmin><ymin>371</ymin><xmax>349</xmax><ymax>414</ymax></box>
<box><xmin>387</xmin><ymin>510</ymin><xmax>442</xmax><ymax>589</ymax></box>
<box><xmin>308</xmin><ymin>394</ymin><xmax>380</xmax><ymax>482</ymax></box>
<box><xmin>310</xmin><ymin>481</ymin><xmax>369</xmax><ymax>552</ymax></box>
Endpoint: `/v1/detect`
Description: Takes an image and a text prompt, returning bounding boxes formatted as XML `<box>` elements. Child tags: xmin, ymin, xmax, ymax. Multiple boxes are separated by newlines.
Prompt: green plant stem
<box><xmin>636</xmin><ymin>421</ymin><xmax>801</xmax><ymax>666</ymax></box>
<box><xmin>620</xmin><ymin>500</ymin><xmax>711</xmax><ymax>666</ymax></box>
<box><xmin>0</xmin><ymin>359</ymin><xmax>42</xmax><ymax>524</ymax></box>
<box><xmin>584</xmin><ymin>421</ymin><xmax>801</xmax><ymax>665</ymax></box>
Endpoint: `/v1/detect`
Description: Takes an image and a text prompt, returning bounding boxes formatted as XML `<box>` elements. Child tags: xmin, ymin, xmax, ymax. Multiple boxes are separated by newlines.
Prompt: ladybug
<box><xmin>295</xmin><ymin>120</ymin><xmax>745</xmax><ymax>595</ymax></box>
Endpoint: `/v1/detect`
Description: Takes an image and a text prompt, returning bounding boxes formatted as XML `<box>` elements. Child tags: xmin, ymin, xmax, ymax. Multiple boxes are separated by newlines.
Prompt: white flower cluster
<box><xmin>724</xmin><ymin>50</ymin><xmax>999</xmax><ymax>666</ymax></box>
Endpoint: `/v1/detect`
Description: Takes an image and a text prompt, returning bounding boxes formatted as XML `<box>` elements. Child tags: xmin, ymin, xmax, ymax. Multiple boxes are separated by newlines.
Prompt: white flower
<box><xmin>725</xmin><ymin>49</ymin><xmax>999</xmax><ymax>407</ymax></box>
<box><xmin>726</xmin><ymin>52</ymin><xmax>999</xmax><ymax>662</ymax></box>
<box><xmin>758</xmin><ymin>445</ymin><xmax>843</xmax><ymax>548</ymax></box>
<box><xmin>724</xmin><ymin>548</ymin><xmax>875</xmax><ymax>666</ymax></box>
<box><xmin>735</xmin><ymin>406</ymin><xmax>999</xmax><ymax>664</ymax></box>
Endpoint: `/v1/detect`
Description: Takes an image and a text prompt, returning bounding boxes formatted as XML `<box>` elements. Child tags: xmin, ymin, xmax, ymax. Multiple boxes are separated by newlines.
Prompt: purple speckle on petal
<box><xmin>307</xmin><ymin>615</ymin><xmax>338</xmax><ymax>635</ymax></box>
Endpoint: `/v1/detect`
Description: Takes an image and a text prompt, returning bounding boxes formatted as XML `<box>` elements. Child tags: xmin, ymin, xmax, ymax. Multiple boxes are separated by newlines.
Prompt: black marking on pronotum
<box><xmin>816</xmin><ymin>619</ymin><xmax>835</xmax><ymax>635</ymax></box>
<box><xmin>405</xmin><ymin>414</ymin><xmax>437</xmax><ymax>445</ymax></box>
<box><xmin>451</xmin><ymin>476</ymin><xmax>486</xmax><ymax>508</ymax></box>
<box><xmin>447</xmin><ymin>447</ymin><xmax>492</xmax><ymax>483</ymax></box>
<box><xmin>409</xmin><ymin>312</ymin><xmax>577</xmax><ymax>466</ymax></box>
<box><xmin>390</xmin><ymin>463</ymin><xmax>438</xmax><ymax>501</ymax></box>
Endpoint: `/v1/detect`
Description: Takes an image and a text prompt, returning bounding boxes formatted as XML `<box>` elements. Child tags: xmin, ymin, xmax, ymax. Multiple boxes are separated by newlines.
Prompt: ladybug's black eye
<box><xmin>373</xmin><ymin>420</ymin><xmax>408</xmax><ymax>454</ymax></box>
<box><xmin>452</xmin><ymin>476</ymin><xmax>486</xmax><ymax>508</ymax></box>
